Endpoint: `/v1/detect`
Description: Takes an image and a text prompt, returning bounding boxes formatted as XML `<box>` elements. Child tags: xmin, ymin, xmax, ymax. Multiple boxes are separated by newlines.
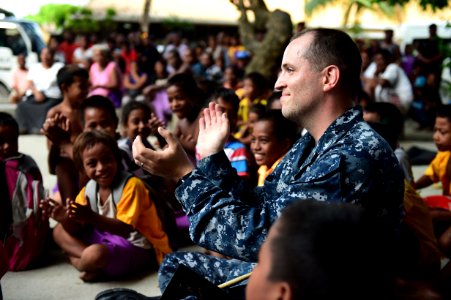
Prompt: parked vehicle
<box><xmin>0</xmin><ymin>18</ymin><xmax>45</xmax><ymax>102</ymax></box>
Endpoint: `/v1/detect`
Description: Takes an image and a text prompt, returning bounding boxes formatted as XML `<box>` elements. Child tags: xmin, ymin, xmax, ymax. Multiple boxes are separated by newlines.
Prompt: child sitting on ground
<box><xmin>166</xmin><ymin>73</ymin><xmax>204</xmax><ymax>165</ymax></box>
<box><xmin>415</xmin><ymin>104</ymin><xmax>451</xmax><ymax>195</ymax></box>
<box><xmin>250</xmin><ymin>110</ymin><xmax>298</xmax><ymax>186</ymax></box>
<box><xmin>40</xmin><ymin>130</ymin><xmax>171</xmax><ymax>282</ymax></box>
<box><xmin>0</xmin><ymin>112</ymin><xmax>48</xmax><ymax>271</ymax></box>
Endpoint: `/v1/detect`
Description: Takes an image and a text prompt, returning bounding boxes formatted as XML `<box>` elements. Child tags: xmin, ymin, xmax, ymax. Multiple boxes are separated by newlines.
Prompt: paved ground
<box><xmin>0</xmin><ymin>118</ymin><xmax>442</xmax><ymax>300</ymax></box>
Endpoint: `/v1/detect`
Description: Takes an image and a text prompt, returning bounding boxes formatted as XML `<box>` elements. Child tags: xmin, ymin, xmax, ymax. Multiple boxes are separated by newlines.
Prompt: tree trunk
<box><xmin>141</xmin><ymin>0</ymin><xmax>151</xmax><ymax>34</ymax></box>
<box><xmin>231</xmin><ymin>0</ymin><xmax>293</xmax><ymax>82</ymax></box>
<box><xmin>245</xmin><ymin>10</ymin><xmax>292</xmax><ymax>82</ymax></box>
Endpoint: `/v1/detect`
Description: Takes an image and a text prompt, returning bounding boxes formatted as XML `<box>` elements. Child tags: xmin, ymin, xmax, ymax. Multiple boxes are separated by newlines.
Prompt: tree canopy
<box><xmin>305</xmin><ymin>0</ymin><xmax>450</xmax><ymax>26</ymax></box>
<box><xmin>26</xmin><ymin>4</ymin><xmax>116</xmax><ymax>34</ymax></box>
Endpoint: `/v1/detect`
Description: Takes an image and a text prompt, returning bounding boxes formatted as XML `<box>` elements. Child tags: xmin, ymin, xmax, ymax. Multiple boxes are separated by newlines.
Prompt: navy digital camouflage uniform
<box><xmin>158</xmin><ymin>107</ymin><xmax>405</xmax><ymax>291</ymax></box>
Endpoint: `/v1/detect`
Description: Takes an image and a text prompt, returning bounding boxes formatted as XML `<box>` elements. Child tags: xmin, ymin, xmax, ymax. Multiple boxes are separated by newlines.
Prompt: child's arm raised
<box><xmin>67</xmin><ymin>199</ymin><xmax>133</xmax><ymax>238</ymax></box>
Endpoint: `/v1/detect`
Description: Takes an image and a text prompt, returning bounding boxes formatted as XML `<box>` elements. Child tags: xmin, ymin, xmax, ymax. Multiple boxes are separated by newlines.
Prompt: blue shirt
<box><xmin>175</xmin><ymin>107</ymin><xmax>404</xmax><ymax>262</ymax></box>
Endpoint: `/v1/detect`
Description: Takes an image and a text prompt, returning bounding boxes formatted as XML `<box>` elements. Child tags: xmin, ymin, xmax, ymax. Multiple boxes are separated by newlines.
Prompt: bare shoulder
<box><xmin>46</xmin><ymin>104</ymin><xmax>63</xmax><ymax>118</ymax></box>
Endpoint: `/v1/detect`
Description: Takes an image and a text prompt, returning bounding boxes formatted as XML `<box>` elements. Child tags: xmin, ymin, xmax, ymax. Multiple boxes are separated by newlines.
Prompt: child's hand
<box><xmin>67</xmin><ymin>198</ymin><xmax>94</xmax><ymax>223</ymax></box>
<box><xmin>39</xmin><ymin>198</ymin><xmax>67</xmax><ymax>222</ymax></box>
<box><xmin>133</xmin><ymin>129</ymin><xmax>194</xmax><ymax>181</ymax></box>
<box><xmin>41</xmin><ymin>113</ymin><xmax>71</xmax><ymax>145</ymax></box>
<box><xmin>197</xmin><ymin>101</ymin><xmax>230</xmax><ymax>158</ymax></box>
<box><xmin>149</xmin><ymin>113</ymin><xmax>165</xmax><ymax>135</ymax></box>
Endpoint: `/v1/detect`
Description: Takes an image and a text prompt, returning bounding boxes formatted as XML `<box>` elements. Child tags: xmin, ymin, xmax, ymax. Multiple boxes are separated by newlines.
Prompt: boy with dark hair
<box><xmin>415</xmin><ymin>104</ymin><xmax>451</xmax><ymax>194</ymax></box>
<box><xmin>42</xmin><ymin>64</ymin><xmax>90</xmax><ymax>204</ymax></box>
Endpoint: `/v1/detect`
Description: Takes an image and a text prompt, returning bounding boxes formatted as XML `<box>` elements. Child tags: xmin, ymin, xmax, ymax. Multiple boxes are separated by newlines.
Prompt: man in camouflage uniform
<box><xmin>133</xmin><ymin>28</ymin><xmax>404</xmax><ymax>293</ymax></box>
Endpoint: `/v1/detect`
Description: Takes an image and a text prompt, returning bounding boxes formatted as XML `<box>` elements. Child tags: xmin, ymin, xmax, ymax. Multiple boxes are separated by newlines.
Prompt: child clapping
<box><xmin>40</xmin><ymin>130</ymin><xmax>171</xmax><ymax>282</ymax></box>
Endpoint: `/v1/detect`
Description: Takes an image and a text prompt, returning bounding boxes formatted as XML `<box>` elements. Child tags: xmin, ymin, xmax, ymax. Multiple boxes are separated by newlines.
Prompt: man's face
<box><xmin>274</xmin><ymin>33</ymin><xmax>323</xmax><ymax>126</ymax></box>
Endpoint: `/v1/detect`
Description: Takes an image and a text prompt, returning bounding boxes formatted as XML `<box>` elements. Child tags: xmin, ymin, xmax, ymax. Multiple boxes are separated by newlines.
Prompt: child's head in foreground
<box><xmin>121</xmin><ymin>101</ymin><xmax>152</xmax><ymax>141</ymax></box>
<box><xmin>73</xmin><ymin>130</ymin><xmax>122</xmax><ymax>188</ymax></box>
<box><xmin>246</xmin><ymin>200</ymin><xmax>397</xmax><ymax>300</ymax></box>
<box><xmin>57</xmin><ymin>65</ymin><xmax>90</xmax><ymax>107</ymax></box>
<box><xmin>434</xmin><ymin>104</ymin><xmax>451</xmax><ymax>152</ymax></box>
<box><xmin>250</xmin><ymin>110</ymin><xmax>297</xmax><ymax>167</ymax></box>
<box><xmin>0</xmin><ymin>112</ymin><xmax>19</xmax><ymax>160</ymax></box>
<box><xmin>80</xmin><ymin>95</ymin><xmax>119</xmax><ymax>138</ymax></box>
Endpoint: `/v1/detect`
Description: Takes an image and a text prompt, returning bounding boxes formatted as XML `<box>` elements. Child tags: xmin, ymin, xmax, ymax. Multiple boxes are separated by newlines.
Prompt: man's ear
<box><xmin>322</xmin><ymin>65</ymin><xmax>340</xmax><ymax>92</ymax></box>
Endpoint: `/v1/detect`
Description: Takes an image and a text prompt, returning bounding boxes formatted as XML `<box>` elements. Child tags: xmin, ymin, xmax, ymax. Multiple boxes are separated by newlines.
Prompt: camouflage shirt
<box><xmin>175</xmin><ymin>107</ymin><xmax>404</xmax><ymax>262</ymax></box>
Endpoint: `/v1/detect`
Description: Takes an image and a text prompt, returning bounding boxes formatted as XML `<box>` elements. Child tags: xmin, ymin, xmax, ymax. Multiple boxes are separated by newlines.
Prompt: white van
<box><xmin>0</xmin><ymin>18</ymin><xmax>46</xmax><ymax>102</ymax></box>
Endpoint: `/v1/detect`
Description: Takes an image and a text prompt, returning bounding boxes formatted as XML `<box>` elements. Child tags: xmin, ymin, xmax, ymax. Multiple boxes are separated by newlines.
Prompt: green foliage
<box><xmin>25</xmin><ymin>4</ymin><xmax>117</xmax><ymax>34</ymax></box>
<box><xmin>305</xmin><ymin>0</ymin><xmax>449</xmax><ymax>25</ymax></box>
<box><xmin>161</xmin><ymin>17</ymin><xmax>194</xmax><ymax>34</ymax></box>
<box><xmin>26</xmin><ymin>4</ymin><xmax>78</xmax><ymax>30</ymax></box>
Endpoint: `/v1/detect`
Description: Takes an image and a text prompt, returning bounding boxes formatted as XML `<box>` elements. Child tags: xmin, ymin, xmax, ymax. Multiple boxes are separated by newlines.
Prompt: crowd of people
<box><xmin>1</xmin><ymin>22</ymin><xmax>451</xmax><ymax>300</ymax></box>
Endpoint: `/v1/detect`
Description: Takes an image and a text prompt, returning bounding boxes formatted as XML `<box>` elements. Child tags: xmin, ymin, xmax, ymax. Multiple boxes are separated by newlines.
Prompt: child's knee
<box><xmin>79</xmin><ymin>244</ymin><xmax>109</xmax><ymax>271</ymax></box>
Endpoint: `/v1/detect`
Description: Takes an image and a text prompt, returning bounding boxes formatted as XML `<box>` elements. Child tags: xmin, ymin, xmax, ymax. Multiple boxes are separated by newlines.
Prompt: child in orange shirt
<box><xmin>40</xmin><ymin>131</ymin><xmax>171</xmax><ymax>281</ymax></box>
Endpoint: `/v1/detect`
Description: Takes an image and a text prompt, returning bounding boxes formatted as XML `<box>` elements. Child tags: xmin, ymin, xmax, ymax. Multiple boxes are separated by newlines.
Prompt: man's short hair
<box><xmin>291</xmin><ymin>28</ymin><xmax>362</xmax><ymax>98</ymax></box>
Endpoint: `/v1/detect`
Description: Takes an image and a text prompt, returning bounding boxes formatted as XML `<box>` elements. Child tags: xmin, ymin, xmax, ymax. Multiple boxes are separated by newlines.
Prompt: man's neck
<box><xmin>306</xmin><ymin>101</ymin><xmax>353</xmax><ymax>142</ymax></box>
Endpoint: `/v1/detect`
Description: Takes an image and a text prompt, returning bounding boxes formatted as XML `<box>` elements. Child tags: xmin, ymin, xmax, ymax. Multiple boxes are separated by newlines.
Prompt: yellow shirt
<box><xmin>257</xmin><ymin>156</ymin><xmax>284</xmax><ymax>187</ymax></box>
<box><xmin>424</xmin><ymin>151</ymin><xmax>451</xmax><ymax>194</ymax></box>
<box><xmin>237</xmin><ymin>97</ymin><xmax>267</xmax><ymax>124</ymax></box>
<box><xmin>76</xmin><ymin>177</ymin><xmax>172</xmax><ymax>264</ymax></box>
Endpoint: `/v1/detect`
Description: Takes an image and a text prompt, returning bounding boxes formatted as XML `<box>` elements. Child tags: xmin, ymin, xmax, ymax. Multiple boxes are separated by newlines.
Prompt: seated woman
<box><xmin>89</xmin><ymin>44</ymin><xmax>123</xmax><ymax>108</ymax></box>
<box><xmin>15</xmin><ymin>48</ymin><xmax>64</xmax><ymax>134</ymax></box>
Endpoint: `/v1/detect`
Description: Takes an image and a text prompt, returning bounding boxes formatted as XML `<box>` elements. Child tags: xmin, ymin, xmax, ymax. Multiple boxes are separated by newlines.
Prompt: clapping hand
<box><xmin>196</xmin><ymin>101</ymin><xmax>230</xmax><ymax>159</ymax></box>
<box><xmin>41</xmin><ymin>113</ymin><xmax>71</xmax><ymax>146</ymax></box>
